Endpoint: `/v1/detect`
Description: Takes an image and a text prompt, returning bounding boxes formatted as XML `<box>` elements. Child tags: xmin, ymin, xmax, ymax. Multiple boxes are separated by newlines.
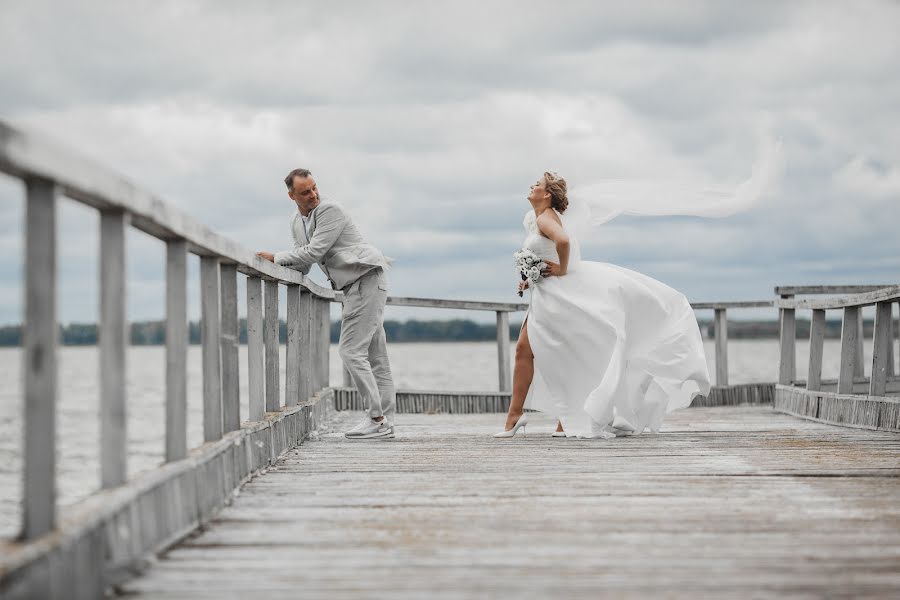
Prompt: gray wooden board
<box><xmin>778</xmin><ymin>308</ymin><xmax>796</xmax><ymax>385</ymax></box>
<box><xmin>23</xmin><ymin>177</ymin><xmax>57</xmax><ymax>539</ymax></box>
<box><xmin>777</xmin><ymin>286</ymin><xmax>900</xmax><ymax>310</ymax></box>
<box><xmin>99</xmin><ymin>210</ymin><xmax>128</xmax><ymax>488</ymax></box>
<box><xmin>219</xmin><ymin>264</ymin><xmax>241</xmax><ymax>432</ymax></box>
<box><xmin>245</xmin><ymin>277</ymin><xmax>264</xmax><ymax>421</ymax></box>
<box><xmin>165</xmin><ymin>240</ymin><xmax>188</xmax><ymax>462</ymax></box>
<box><xmin>714</xmin><ymin>308</ymin><xmax>728</xmax><ymax>385</ymax></box>
<box><xmin>119</xmin><ymin>407</ymin><xmax>900</xmax><ymax>599</ymax></box>
<box><xmin>774</xmin><ymin>284</ymin><xmax>895</xmax><ymax>296</ymax></box>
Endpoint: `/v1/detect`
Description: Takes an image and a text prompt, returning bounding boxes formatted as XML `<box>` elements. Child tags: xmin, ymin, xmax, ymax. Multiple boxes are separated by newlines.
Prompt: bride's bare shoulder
<box><xmin>535</xmin><ymin>208</ymin><xmax>562</xmax><ymax>230</ymax></box>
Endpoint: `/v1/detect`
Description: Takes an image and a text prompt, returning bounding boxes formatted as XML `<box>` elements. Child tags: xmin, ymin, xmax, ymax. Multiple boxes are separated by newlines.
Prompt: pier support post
<box><xmin>299</xmin><ymin>291</ymin><xmax>312</xmax><ymax>401</ymax></box>
<box><xmin>200</xmin><ymin>256</ymin><xmax>223</xmax><ymax>442</ymax></box>
<box><xmin>220</xmin><ymin>263</ymin><xmax>240</xmax><ymax>432</ymax></box>
<box><xmin>870</xmin><ymin>301</ymin><xmax>893</xmax><ymax>397</ymax></box>
<box><xmin>285</xmin><ymin>284</ymin><xmax>301</xmax><ymax>406</ymax></box>
<box><xmin>246</xmin><ymin>277</ymin><xmax>265</xmax><ymax>420</ymax></box>
<box><xmin>22</xmin><ymin>177</ymin><xmax>57</xmax><ymax>539</ymax></box>
<box><xmin>496</xmin><ymin>311</ymin><xmax>511</xmax><ymax>392</ymax></box>
<box><xmin>854</xmin><ymin>310</ymin><xmax>865</xmax><ymax>378</ymax></box>
<box><xmin>887</xmin><ymin>303</ymin><xmax>896</xmax><ymax>378</ymax></box>
<box><xmin>714</xmin><ymin>308</ymin><xmax>728</xmax><ymax>386</ymax></box>
<box><xmin>165</xmin><ymin>240</ymin><xmax>188</xmax><ymax>461</ymax></box>
<box><xmin>99</xmin><ymin>209</ymin><xmax>128</xmax><ymax>488</ymax></box>
<box><xmin>778</xmin><ymin>294</ymin><xmax>796</xmax><ymax>386</ymax></box>
<box><xmin>838</xmin><ymin>306</ymin><xmax>860</xmax><ymax>394</ymax></box>
<box><xmin>807</xmin><ymin>309</ymin><xmax>826</xmax><ymax>392</ymax></box>
<box><xmin>265</xmin><ymin>280</ymin><xmax>280</xmax><ymax>411</ymax></box>
<box><xmin>318</xmin><ymin>299</ymin><xmax>331</xmax><ymax>389</ymax></box>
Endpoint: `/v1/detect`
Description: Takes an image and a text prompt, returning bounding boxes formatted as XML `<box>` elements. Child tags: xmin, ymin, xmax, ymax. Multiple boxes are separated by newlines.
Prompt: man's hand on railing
<box><xmin>256</xmin><ymin>251</ymin><xmax>275</xmax><ymax>263</ymax></box>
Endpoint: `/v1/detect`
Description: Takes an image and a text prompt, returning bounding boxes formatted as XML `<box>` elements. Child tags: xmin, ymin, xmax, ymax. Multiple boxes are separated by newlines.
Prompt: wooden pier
<box><xmin>1</xmin><ymin>120</ymin><xmax>899</xmax><ymax>598</ymax></box>
<box><xmin>119</xmin><ymin>407</ymin><xmax>900</xmax><ymax>599</ymax></box>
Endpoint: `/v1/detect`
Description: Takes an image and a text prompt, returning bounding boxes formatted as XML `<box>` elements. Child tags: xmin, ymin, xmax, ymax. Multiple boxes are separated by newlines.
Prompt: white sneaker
<box><xmin>344</xmin><ymin>417</ymin><xmax>394</xmax><ymax>440</ymax></box>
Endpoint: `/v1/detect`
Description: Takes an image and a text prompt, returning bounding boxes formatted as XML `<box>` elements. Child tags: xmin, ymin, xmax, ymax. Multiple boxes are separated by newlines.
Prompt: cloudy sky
<box><xmin>1</xmin><ymin>0</ymin><xmax>898</xmax><ymax>325</ymax></box>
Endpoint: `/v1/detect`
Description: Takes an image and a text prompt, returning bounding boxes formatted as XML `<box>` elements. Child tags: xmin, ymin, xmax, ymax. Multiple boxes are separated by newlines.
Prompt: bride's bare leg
<box><xmin>505</xmin><ymin>320</ymin><xmax>534</xmax><ymax>431</ymax></box>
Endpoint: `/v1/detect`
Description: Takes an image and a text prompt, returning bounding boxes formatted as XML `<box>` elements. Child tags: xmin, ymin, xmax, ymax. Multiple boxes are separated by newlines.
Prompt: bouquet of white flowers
<box><xmin>514</xmin><ymin>248</ymin><xmax>547</xmax><ymax>297</ymax></box>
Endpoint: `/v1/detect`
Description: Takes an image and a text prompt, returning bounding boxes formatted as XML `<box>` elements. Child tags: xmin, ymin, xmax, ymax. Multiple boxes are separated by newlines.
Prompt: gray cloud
<box><xmin>0</xmin><ymin>0</ymin><xmax>898</xmax><ymax>324</ymax></box>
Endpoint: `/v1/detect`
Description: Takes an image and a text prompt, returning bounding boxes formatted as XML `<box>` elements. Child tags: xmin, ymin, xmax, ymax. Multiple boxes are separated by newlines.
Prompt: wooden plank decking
<box><xmin>119</xmin><ymin>407</ymin><xmax>900</xmax><ymax>599</ymax></box>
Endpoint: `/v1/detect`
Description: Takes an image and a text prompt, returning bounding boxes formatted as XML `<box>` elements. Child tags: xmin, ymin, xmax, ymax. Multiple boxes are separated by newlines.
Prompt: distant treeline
<box><xmin>0</xmin><ymin>318</ymin><xmax>893</xmax><ymax>347</ymax></box>
<box><xmin>0</xmin><ymin>319</ymin><xmax>526</xmax><ymax>346</ymax></box>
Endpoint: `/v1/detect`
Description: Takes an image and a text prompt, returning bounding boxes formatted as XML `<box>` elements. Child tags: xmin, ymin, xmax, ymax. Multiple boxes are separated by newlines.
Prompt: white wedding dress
<box><xmin>521</xmin><ymin>209</ymin><xmax>711</xmax><ymax>438</ymax></box>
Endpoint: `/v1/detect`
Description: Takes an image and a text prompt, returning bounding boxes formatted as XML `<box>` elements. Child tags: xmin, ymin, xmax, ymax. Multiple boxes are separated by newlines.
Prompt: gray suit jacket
<box><xmin>274</xmin><ymin>202</ymin><xmax>391</xmax><ymax>290</ymax></box>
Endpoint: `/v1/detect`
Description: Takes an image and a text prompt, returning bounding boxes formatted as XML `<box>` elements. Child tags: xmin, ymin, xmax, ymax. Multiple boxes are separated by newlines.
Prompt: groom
<box><xmin>256</xmin><ymin>168</ymin><xmax>396</xmax><ymax>440</ymax></box>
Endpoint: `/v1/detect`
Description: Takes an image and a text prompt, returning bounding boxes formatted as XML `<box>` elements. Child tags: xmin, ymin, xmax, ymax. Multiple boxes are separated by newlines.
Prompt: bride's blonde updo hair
<box><xmin>543</xmin><ymin>171</ymin><xmax>568</xmax><ymax>213</ymax></box>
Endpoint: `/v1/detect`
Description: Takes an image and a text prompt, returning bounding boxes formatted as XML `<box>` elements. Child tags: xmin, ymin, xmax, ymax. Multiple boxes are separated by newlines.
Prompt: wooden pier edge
<box><xmin>0</xmin><ymin>391</ymin><xmax>333</xmax><ymax>600</ymax></box>
<box><xmin>331</xmin><ymin>383</ymin><xmax>775</xmax><ymax>414</ymax></box>
<box><xmin>774</xmin><ymin>384</ymin><xmax>900</xmax><ymax>432</ymax></box>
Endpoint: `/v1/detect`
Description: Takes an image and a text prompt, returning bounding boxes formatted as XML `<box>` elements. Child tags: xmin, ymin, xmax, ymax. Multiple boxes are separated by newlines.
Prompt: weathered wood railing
<box><xmin>0</xmin><ymin>121</ymin><xmax>338</xmax><ymax>597</ymax></box>
<box><xmin>690</xmin><ymin>300</ymin><xmax>774</xmax><ymax>386</ymax></box>
<box><xmin>333</xmin><ymin>297</ymin><xmax>777</xmax><ymax>412</ymax></box>
<box><xmin>775</xmin><ymin>285</ymin><xmax>900</xmax><ymax>430</ymax></box>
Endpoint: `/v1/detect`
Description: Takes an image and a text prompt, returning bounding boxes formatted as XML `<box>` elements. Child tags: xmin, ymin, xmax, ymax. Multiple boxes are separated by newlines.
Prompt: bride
<box><xmin>494</xmin><ymin>172</ymin><xmax>712</xmax><ymax>439</ymax></box>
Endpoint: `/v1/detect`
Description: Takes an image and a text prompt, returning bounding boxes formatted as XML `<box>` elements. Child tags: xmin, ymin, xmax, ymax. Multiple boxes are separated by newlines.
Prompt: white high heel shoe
<box><xmin>493</xmin><ymin>413</ymin><xmax>529</xmax><ymax>438</ymax></box>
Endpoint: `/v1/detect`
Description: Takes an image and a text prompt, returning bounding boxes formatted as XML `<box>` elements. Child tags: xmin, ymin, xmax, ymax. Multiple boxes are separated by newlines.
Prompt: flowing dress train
<box><xmin>521</xmin><ymin>209</ymin><xmax>711</xmax><ymax>437</ymax></box>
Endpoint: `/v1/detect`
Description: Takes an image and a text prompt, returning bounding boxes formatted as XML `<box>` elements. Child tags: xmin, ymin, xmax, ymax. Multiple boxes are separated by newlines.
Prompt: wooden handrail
<box><xmin>386</xmin><ymin>296</ymin><xmax>529</xmax><ymax>312</ymax></box>
<box><xmin>690</xmin><ymin>301</ymin><xmax>773</xmax><ymax>310</ymax></box>
<box><xmin>386</xmin><ymin>297</ymin><xmax>775</xmax><ymax>312</ymax></box>
<box><xmin>774</xmin><ymin>285</ymin><xmax>893</xmax><ymax>297</ymax></box>
<box><xmin>775</xmin><ymin>286</ymin><xmax>900</xmax><ymax>310</ymax></box>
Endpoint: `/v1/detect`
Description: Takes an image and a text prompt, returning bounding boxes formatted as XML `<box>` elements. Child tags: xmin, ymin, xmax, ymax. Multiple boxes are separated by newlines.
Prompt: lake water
<box><xmin>0</xmin><ymin>338</ymin><xmax>889</xmax><ymax>539</ymax></box>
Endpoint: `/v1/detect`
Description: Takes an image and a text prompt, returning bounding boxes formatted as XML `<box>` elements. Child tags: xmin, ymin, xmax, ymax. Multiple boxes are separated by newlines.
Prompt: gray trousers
<box><xmin>339</xmin><ymin>268</ymin><xmax>396</xmax><ymax>421</ymax></box>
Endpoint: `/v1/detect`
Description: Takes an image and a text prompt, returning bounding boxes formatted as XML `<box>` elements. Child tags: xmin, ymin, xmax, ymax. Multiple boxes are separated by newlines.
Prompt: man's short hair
<box><xmin>284</xmin><ymin>168</ymin><xmax>312</xmax><ymax>191</ymax></box>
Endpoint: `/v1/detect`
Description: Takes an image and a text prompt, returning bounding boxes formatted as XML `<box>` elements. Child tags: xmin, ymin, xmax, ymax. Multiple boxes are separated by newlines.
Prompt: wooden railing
<box><xmin>776</xmin><ymin>285</ymin><xmax>900</xmax><ymax>394</ymax></box>
<box><xmin>774</xmin><ymin>284</ymin><xmax>900</xmax><ymax>431</ymax></box>
<box><xmin>1</xmin><ymin>121</ymin><xmax>339</xmax><ymax>545</ymax></box>
<box><xmin>690</xmin><ymin>300</ymin><xmax>774</xmax><ymax>386</ymax></box>
<box><xmin>368</xmin><ymin>298</ymin><xmax>774</xmax><ymax>392</ymax></box>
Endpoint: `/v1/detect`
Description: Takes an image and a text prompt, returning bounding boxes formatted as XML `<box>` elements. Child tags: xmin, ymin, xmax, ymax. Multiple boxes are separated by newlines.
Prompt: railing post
<box><xmin>264</xmin><ymin>280</ymin><xmax>280</xmax><ymax>411</ymax></box>
<box><xmin>220</xmin><ymin>263</ymin><xmax>240</xmax><ymax>432</ymax></box>
<box><xmin>807</xmin><ymin>309</ymin><xmax>826</xmax><ymax>392</ymax></box>
<box><xmin>22</xmin><ymin>177</ymin><xmax>57</xmax><ymax>540</ymax></box>
<box><xmin>285</xmin><ymin>284</ymin><xmax>301</xmax><ymax>406</ymax></box>
<box><xmin>165</xmin><ymin>239</ymin><xmax>188</xmax><ymax>461</ymax></box>
<box><xmin>778</xmin><ymin>295</ymin><xmax>796</xmax><ymax>386</ymax></box>
<box><xmin>319</xmin><ymin>299</ymin><xmax>331</xmax><ymax>389</ymax></box>
<box><xmin>299</xmin><ymin>291</ymin><xmax>312</xmax><ymax>401</ymax></box>
<box><xmin>714</xmin><ymin>308</ymin><xmax>728</xmax><ymax>386</ymax></box>
<box><xmin>838</xmin><ymin>306</ymin><xmax>860</xmax><ymax>394</ymax></box>
<box><xmin>99</xmin><ymin>209</ymin><xmax>128</xmax><ymax>488</ymax></box>
<box><xmin>870</xmin><ymin>301</ymin><xmax>893</xmax><ymax>397</ymax></box>
<box><xmin>854</xmin><ymin>309</ymin><xmax>865</xmax><ymax>378</ymax></box>
<box><xmin>496</xmin><ymin>311</ymin><xmax>511</xmax><ymax>392</ymax></box>
<box><xmin>200</xmin><ymin>256</ymin><xmax>223</xmax><ymax>441</ymax></box>
<box><xmin>887</xmin><ymin>303</ymin><xmax>896</xmax><ymax>378</ymax></box>
<box><xmin>246</xmin><ymin>276</ymin><xmax>265</xmax><ymax>420</ymax></box>
<box><xmin>309</xmin><ymin>297</ymin><xmax>321</xmax><ymax>393</ymax></box>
